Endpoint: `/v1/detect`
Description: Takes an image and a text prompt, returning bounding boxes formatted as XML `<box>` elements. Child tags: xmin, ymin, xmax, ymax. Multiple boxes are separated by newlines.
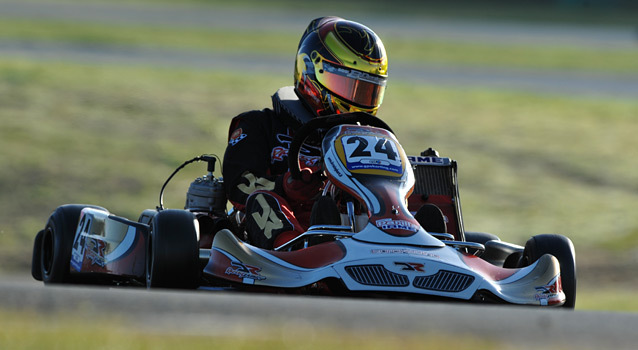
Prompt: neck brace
<box><xmin>271</xmin><ymin>86</ymin><xmax>315</xmax><ymax>130</ymax></box>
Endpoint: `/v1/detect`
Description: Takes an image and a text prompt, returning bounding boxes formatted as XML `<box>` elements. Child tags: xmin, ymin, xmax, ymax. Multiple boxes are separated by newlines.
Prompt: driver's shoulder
<box><xmin>235</xmin><ymin>108</ymin><xmax>274</xmax><ymax>121</ymax></box>
<box><xmin>229</xmin><ymin>108</ymin><xmax>278</xmax><ymax>130</ymax></box>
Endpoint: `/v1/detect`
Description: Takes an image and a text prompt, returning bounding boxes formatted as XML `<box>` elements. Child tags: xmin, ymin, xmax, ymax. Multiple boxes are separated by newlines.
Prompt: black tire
<box><xmin>464</xmin><ymin>231</ymin><xmax>500</xmax><ymax>244</ymax></box>
<box><xmin>138</xmin><ymin>209</ymin><xmax>159</xmax><ymax>225</ymax></box>
<box><xmin>146</xmin><ymin>209</ymin><xmax>200</xmax><ymax>289</ymax></box>
<box><xmin>31</xmin><ymin>230</ymin><xmax>44</xmax><ymax>281</ymax></box>
<box><xmin>39</xmin><ymin>204</ymin><xmax>106</xmax><ymax>284</ymax></box>
<box><xmin>522</xmin><ymin>234</ymin><xmax>577</xmax><ymax>308</ymax></box>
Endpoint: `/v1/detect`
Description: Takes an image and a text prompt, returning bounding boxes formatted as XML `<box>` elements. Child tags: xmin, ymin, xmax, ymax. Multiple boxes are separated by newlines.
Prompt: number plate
<box><xmin>339</xmin><ymin>134</ymin><xmax>404</xmax><ymax>176</ymax></box>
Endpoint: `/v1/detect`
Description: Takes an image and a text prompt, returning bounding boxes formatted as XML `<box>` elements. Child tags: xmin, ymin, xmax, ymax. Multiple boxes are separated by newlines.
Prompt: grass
<box><xmin>386</xmin><ymin>82</ymin><xmax>638</xmax><ymax>244</ymax></box>
<box><xmin>0</xmin><ymin>310</ymin><xmax>499</xmax><ymax>350</ymax></box>
<box><xmin>577</xmin><ymin>289</ymin><xmax>638</xmax><ymax>312</ymax></box>
<box><xmin>2</xmin><ymin>59</ymin><xmax>637</xmax><ymax>266</ymax></box>
<box><xmin>0</xmin><ymin>60</ymin><xmax>280</xmax><ymax>245</ymax></box>
<box><xmin>0</xmin><ymin>19</ymin><xmax>299</xmax><ymax>57</ymax></box>
<box><xmin>1</xmin><ymin>18</ymin><xmax>637</xmax><ymax>74</ymax></box>
<box><xmin>387</xmin><ymin>39</ymin><xmax>638</xmax><ymax>74</ymax></box>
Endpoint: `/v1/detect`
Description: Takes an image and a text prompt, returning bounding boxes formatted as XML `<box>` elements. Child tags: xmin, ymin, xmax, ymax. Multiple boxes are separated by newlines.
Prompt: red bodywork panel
<box><xmin>461</xmin><ymin>254</ymin><xmax>518</xmax><ymax>281</ymax></box>
<box><xmin>75</xmin><ymin>227</ymin><xmax>147</xmax><ymax>279</ymax></box>
<box><xmin>267</xmin><ymin>241</ymin><xmax>347</xmax><ymax>269</ymax></box>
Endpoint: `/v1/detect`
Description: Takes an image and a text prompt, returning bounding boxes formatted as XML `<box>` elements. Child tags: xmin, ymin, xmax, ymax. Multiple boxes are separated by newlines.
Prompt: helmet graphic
<box><xmin>294</xmin><ymin>17</ymin><xmax>388</xmax><ymax>116</ymax></box>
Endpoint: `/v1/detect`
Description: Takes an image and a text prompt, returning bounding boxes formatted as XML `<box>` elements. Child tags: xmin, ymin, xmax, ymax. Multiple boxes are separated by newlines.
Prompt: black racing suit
<box><xmin>222</xmin><ymin>88</ymin><xmax>322</xmax><ymax>249</ymax></box>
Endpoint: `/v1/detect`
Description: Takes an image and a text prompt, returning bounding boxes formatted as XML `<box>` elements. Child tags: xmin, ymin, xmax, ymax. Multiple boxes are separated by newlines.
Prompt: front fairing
<box><xmin>322</xmin><ymin>125</ymin><xmax>423</xmax><ymax>238</ymax></box>
<box><xmin>205</xmin><ymin>229</ymin><xmax>564</xmax><ymax>306</ymax></box>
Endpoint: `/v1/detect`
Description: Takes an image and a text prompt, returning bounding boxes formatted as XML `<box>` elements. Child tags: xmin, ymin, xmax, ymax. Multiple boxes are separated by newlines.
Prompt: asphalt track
<box><xmin>2</xmin><ymin>2</ymin><xmax>638</xmax><ymax>348</ymax></box>
<box><xmin>2</xmin><ymin>275</ymin><xmax>638</xmax><ymax>349</ymax></box>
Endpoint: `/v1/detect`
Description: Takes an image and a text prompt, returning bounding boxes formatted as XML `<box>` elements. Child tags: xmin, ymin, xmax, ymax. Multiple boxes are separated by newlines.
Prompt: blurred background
<box><xmin>1</xmin><ymin>0</ymin><xmax>637</xmax><ymax>310</ymax></box>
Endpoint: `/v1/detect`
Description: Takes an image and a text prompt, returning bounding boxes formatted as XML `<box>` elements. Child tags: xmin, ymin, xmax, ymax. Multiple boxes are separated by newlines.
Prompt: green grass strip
<box><xmin>1</xmin><ymin>18</ymin><xmax>637</xmax><ymax>74</ymax></box>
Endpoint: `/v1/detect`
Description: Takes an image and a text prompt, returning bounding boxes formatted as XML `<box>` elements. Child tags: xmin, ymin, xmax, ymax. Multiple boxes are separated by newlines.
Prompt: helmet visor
<box><xmin>318</xmin><ymin>61</ymin><xmax>386</xmax><ymax>109</ymax></box>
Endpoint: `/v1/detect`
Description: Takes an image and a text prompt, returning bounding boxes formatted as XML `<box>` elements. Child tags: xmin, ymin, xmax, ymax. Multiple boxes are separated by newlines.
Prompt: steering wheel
<box><xmin>287</xmin><ymin>111</ymin><xmax>393</xmax><ymax>180</ymax></box>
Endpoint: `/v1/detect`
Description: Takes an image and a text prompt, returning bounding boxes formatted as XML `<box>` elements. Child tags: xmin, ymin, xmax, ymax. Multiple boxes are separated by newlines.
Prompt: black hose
<box><xmin>157</xmin><ymin>154</ymin><xmax>221</xmax><ymax>211</ymax></box>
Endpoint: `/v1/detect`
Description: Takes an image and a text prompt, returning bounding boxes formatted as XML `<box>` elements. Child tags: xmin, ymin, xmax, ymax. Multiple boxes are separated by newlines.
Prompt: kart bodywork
<box><xmin>32</xmin><ymin>112</ymin><xmax>575</xmax><ymax>307</ymax></box>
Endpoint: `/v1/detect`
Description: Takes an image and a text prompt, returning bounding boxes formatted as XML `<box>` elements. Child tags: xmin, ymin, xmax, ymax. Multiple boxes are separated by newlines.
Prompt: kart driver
<box><xmin>222</xmin><ymin>16</ymin><xmax>388</xmax><ymax>249</ymax></box>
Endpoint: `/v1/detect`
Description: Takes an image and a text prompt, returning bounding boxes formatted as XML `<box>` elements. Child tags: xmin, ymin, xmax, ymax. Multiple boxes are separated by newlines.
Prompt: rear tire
<box><xmin>522</xmin><ymin>234</ymin><xmax>577</xmax><ymax>308</ymax></box>
<box><xmin>31</xmin><ymin>230</ymin><xmax>44</xmax><ymax>281</ymax></box>
<box><xmin>39</xmin><ymin>204</ymin><xmax>106</xmax><ymax>284</ymax></box>
<box><xmin>146</xmin><ymin>209</ymin><xmax>200</xmax><ymax>289</ymax></box>
<box><xmin>465</xmin><ymin>231</ymin><xmax>500</xmax><ymax>244</ymax></box>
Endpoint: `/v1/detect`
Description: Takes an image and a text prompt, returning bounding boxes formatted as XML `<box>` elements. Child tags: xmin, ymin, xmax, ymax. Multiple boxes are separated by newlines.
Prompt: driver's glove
<box><xmin>282</xmin><ymin>168</ymin><xmax>323</xmax><ymax>204</ymax></box>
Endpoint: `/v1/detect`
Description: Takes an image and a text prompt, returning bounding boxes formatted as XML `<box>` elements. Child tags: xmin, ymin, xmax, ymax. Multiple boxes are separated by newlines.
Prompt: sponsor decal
<box><xmin>225</xmin><ymin>261</ymin><xmax>266</xmax><ymax>281</ymax></box>
<box><xmin>271</xmin><ymin>147</ymin><xmax>321</xmax><ymax>166</ymax></box>
<box><xmin>237</xmin><ymin>173</ymin><xmax>276</xmax><ymax>195</ymax></box>
<box><xmin>71</xmin><ymin>212</ymin><xmax>92</xmax><ymax>271</ymax></box>
<box><xmin>71</xmin><ymin>234</ymin><xmax>87</xmax><ymax>272</ymax></box>
<box><xmin>276</xmin><ymin>133</ymin><xmax>293</xmax><ymax>145</ymax></box>
<box><xmin>251</xmin><ymin>193</ymin><xmax>286</xmax><ymax>239</ymax></box>
<box><xmin>407</xmin><ymin>155</ymin><xmax>450</xmax><ymax>166</ymax></box>
<box><xmin>375</xmin><ymin>218</ymin><xmax>418</xmax><ymax>232</ymax></box>
<box><xmin>323</xmin><ymin>62</ymin><xmax>386</xmax><ymax>85</ymax></box>
<box><xmin>395</xmin><ymin>262</ymin><xmax>425</xmax><ymax>272</ymax></box>
<box><xmin>271</xmin><ymin>134</ymin><xmax>292</xmax><ymax>163</ymax></box>
<box><xmin>300</xmin><ymin>155</ymin><xmax>321</xmax><ymax>168</ymax></box>
<box><xmin>371</xmin><ymin>248</ymin><xmax>440</xmax><ymax>259</ymax></box>
<box><xmin>327</xmin><ymin>156</ymin><xmax>344</xmax><ymax>177</ymax></box>
<box><xmin>229</xmin><ymin>128</ymin><xmax>247</xmax><ymax>146</ymax></box>
<box><xmin>339</xmin><ymin>127</ymin><xmax>382</xmax><ymax>137</ymax></box>
<box><xmin>535</xmin><ymin>275</ymin><xmax>564</xmax><ymax>305</ymax></box>
<box><xmin>271</xmin><ymin>146</ymin><xmax>288</xmax><ymax>162</ymax></box>
<box><xmin>85</xmin><ymin>238</ymin><xmax>107</xmax><ymax>267</ymax></box>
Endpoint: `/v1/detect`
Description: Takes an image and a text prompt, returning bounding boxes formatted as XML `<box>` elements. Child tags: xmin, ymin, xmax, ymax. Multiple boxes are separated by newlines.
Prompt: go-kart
<box><xmin>31</xmin><ymin>112</ymin><xmax>576</xmax><ymax>308</ymax></box>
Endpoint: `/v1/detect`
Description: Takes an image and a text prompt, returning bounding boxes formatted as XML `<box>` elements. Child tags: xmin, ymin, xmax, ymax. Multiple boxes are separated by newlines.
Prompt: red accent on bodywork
<box><xmin>209</xmin><ymin>249</ymin><xmax>243</xmax><ymax>282</ymax></box>
<box><xmin>107</xmin><ymin>234</ymin><xmax>146</xmax><ymax>278</ymax></box>
<box><xmin>268</xmin><ymin>241</ymin><xmax>346</xmax><ymax>269</ymax></box>
<box><xmin>461</xmin><ymin>254</ymin><xmax>518</xmax><ymax>281</ymax></box>
<box><xmin>365</xmin><ymin>181</ymin><xmax>418</xmax><ymax>237</ymax></box>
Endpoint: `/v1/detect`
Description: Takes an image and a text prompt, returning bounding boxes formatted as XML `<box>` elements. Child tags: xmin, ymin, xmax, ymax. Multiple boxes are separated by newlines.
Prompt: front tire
<box><xmin>146</xmin><ymin>209</ymin><xmax>200</xmax><ymax>289</ymax></box>
<box><xmin>522</xmin><ymin>234</ymin><xmax>577</xmax><ymax>308</ymax></box>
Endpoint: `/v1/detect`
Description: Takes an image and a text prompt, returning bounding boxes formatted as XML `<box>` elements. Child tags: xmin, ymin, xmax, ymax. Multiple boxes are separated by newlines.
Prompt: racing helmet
<box><xmin>294</xmin><ymin>17</ymin><xmax>388</xmax><ymax>116</ymax></box>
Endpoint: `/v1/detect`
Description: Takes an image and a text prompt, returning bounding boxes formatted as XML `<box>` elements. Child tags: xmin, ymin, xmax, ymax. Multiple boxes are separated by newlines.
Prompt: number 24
<box><xmin>346</xmin><ymin>136</ymin><xmax>397</xmax><ymax>161</ymax></box>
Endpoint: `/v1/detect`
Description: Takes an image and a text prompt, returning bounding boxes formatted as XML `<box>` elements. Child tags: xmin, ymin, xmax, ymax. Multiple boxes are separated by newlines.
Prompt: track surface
<box><xmin>3</xmin><ymin>275</ymin><xmax>638</xmax><ymax>349</ymax></box>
